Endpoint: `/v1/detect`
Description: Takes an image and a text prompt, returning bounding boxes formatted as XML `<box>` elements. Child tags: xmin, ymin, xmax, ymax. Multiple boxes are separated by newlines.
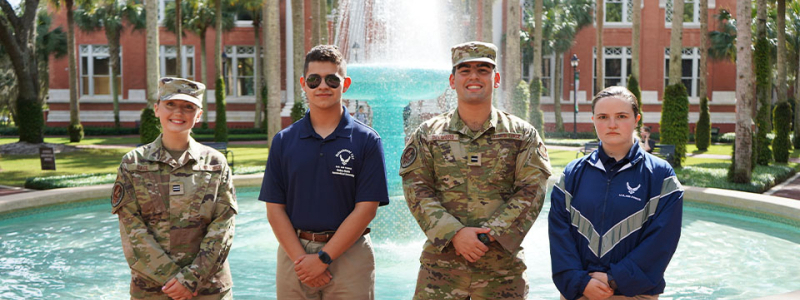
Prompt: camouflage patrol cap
<box><xmin>451</xmin><ymin>41</ymin><xmax>498</xmax><ymax>67</ymax></box>
<box><xmin>158</xmin><ymin>77</ymin><xmax>205</xmax><ymax>107</ymax></box>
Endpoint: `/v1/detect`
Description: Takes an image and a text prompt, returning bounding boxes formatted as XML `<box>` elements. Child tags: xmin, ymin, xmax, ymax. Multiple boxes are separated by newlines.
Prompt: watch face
<box><xmin>318</xmin><ymin>251</ymin><xmax>332</xmax><ymax>264</ymax></box>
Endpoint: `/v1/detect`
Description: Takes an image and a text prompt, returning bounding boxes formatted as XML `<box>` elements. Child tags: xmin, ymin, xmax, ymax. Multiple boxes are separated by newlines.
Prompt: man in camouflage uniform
<box><xmin>400</xmin><ymin>41</ymin><xmax>552</xmax><ymax>299</ymax></box>
<box><xmin>112</xmin><ymin>77</ymin><xmax>237</xmax><ymax>300</ymax></box>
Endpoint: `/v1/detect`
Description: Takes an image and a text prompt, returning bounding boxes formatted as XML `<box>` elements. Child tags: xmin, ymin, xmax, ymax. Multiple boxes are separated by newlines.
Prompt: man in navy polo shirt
<box><xmin>259</xmin><ymin>45</ymin><xmax>389</xmax><ymax>299</ymax></box>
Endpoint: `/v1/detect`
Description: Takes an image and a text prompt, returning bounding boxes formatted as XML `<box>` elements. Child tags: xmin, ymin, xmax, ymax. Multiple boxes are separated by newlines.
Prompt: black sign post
<box><xmin>39</xmin><ymin>146</ymin><xmax>56</xmax><ymax>170</ymax></box>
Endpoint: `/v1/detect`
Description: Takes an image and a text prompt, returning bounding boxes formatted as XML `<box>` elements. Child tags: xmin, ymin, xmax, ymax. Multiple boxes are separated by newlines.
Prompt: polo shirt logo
<box><xmin>332</xmin><ymin>149</ymin><xmax>355</xmax><ymax>178</ymax></box>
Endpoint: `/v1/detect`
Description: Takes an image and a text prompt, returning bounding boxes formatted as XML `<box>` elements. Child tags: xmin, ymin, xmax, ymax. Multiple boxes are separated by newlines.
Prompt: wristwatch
<box><xmin>477</xmin><ymin>233</ymin><xmax>491</xmax><ymax>245</ymax></box>
<box><xmin>317</xmin><ymin>250</ymin><xmax>332</xmax><ymax>265</ymax></box>
<box><xmin>607</xmin><ymin>273</ymin><xmax>618</xmax><ymax>291</ymax></box>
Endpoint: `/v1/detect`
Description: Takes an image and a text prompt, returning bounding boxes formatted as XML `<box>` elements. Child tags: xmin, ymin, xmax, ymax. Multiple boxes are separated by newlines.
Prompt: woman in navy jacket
<box><xmin>549</xmin><ymin>86</ymin><xmax>683</xmax><ymax>300</ymax></box>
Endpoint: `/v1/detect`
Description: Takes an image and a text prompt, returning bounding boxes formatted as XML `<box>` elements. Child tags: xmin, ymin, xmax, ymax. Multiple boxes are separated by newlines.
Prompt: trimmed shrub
<box><xmin>772</xmin><ymin>101</ymin><xmax>793</xmax><ymax>163</ymax></box>
<box><xmin>513</xmin><ymin>79</ymin><xmax>530</xmax><ymax>122</ymax></box>
<box><xmin>695</xmin><ymin>97</ymin><xmax>712</xmax><ymax>150</ymax></box>
<box><xmin>139</xmin><ymin>107</ymin><xmax>160</xmax><ymax>144</ymax></box>
<box><xmin>215</xmin><ymin>76</ymin><xmax>228</xmax><ymax>142</ymax></box>
<box><xmin>545</xmin><ymin>130</ymin><xmax>598</xmax><ymax>140</ymax></box>
<box><xmin>68</xmin><ymin>123</ymin><xmax>84</xmax><ymax>142</ymax></box>
<box><xmin>755</xmin><ymin>103</ymin><xmax>772</xmax><ymax>165</ymax></box>
<box><xmin>291</xmin><ymin>99</ymin><xmax>306</xmax><ymax>123</ymax></box>
<box><xmin>659</xmin><ymin>84</ymin><xmax>690</xmax><ymax>168</ymax></box>
<box><xmin>17</xmin><ymin>98</ymin><xmax>44</xmax><ymax>143</ymax></box>
<box><xmin>755</xmin><ymin>37</ymin><xmax>772</xmax><ymax>132</ymax></box>
<box><xmin>627</xmin><ymin>74</ymin><xmax>643</xmax><ymax>129</ymax></box>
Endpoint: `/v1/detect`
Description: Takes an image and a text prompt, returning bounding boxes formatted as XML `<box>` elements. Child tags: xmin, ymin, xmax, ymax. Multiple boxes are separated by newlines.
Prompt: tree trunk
<box><xmin>504</xmin><ymin>0</ymin><xmax>521</xmax><ymax>110</ymax></box>
<box><xmin>482</xmin><ymin>0</ymin><xmax>492</xmax><ymax>43</ymax></box>
<box><xmin>529</xmin><ymin>0</ymin><xmax>542</xmax><ymax>123</ymax></box>
<box><xmin>698</xmin><ymin>0</ymin><xmax>708</xmax><ymax>99</ymax></box>
<box><xmin>595</xmin><ymin>0</ymin><xmax>603</xmax><ymax>94</ymax></box>
<box><xmin>253</xmin><ymin>17</ymin><xmax>262</xmax><ymax>128</ymax></box>
<box><xmin>554</xmin><ymin>52</ymin><xmax>564</xmax><ymax>131</ymax></box>
<box><xmin>631</xmin><ymin>0</ymin><xmax>641</xmax><ymax>80</ymax></box>
<box><xmin>66</xmin><ymin>0</ymin><xmax>81</xmax><ymax>132</ymax></box>
<box><xmin>733</xmin><ymin>0</ymin><xmax>754</xmax><ymax>182</ymax></box>
<box><xmin>215</xmin><ymin>0</ymin><xmax>223</xmax><ymax>78</ymax></box>
<box><xmin>668</xmin><ymin>0</ymin><xmax>684</xmax><ymax>85</ymax></box>
<box><xmin>756</xmin><ymin>0</ymin><xmax>767</xmax><ymax>39</ymax></box>
<box><xmin>265</xmin><ymin>0</ymin><xmax>281</xmax><ymax>143</ymax></box>
<box><xmin>310</xmin><ymin>0</ymin><xmax>320</xmax><ymax>45</ymax></box>
<box><xmin>200</xmin><ymin>29</ymin><xmax>209</xmax><ymax>125</ymax></box>
<box><xmin>292</xmin><ymin>0</ymin><xmax>305</xmax><ymax>106</ymax></box>
<box><xmin>146</xmin><ymin>0</ymin><xmax>160</xmax><ymax>106</ymax></box>
<box><xmin>107</xmin><ymin>29</ymin><xmax>122</xmax><ymax>129</ymax></box>
<box><xmin>777</xmin><ymin>0</ymin><xmax>787</xmax><ymax>105</ymax></box>
<box><xmin>319</xmin><ymin>0</ymin><xmax>328</xmax><ymax>44</ymax></box>
<box><xmin>469</xmin><ymin>0</ymin><xmax>479</xmax><ymax>41</ymax></box>
<box><xmin>755</xmin><ymin>0</ymin><xmax>769</xmax><ymax>131</ymax></box>
<box><xmin>176</xmin><ymin>0</ymin><xmax>182</xmax><ymax>77</ymax></box>
<box><xmin>0</xmin><ymin>0</ymin><xmax>42</xmax><ymax>142</ymax></box>
<box><xmin>795</xmin><ymin>51</ymin><xmax>800</xmax><ymax>148</ymax></box>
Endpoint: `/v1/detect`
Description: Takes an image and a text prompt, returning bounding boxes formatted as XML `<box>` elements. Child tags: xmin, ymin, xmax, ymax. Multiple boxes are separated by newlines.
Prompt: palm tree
<box><xmin>233</xmin><ymin>0</ymin><xmax>265</xmax><ymax>127</ymax></box>
<box><xmin>708</xmin><ymin>8</ymin><xmax>736</xmax><ymax>62</ymax></box>
<box><xmin>698</xmin><ymin>0</ymin><xmax>708</xmax><ymax>100</ymax></box>
<box><xmin>175</xmin><ymin>0</ymin><xmax>182</xmax><ymax>75</ymax></box>
<box><xmin>292</xmin><ymin>0</ymin><xmax>304</xmax><ymax>109</ymax></box>
<box><xmin>310</xmin><ymin>0</ymin><xmax>319</xmax><ymax>45</ymax></box>
<box><xmin>777</xmin><ymin>0</ymin><xmax>787</xmax><ymax>106</ymax></box>
<box><xmin>75</xmin><ymin>0</ymin><xmax>145</xmax><ymax>129</ymax></box>
<box><xmin>505</xmin><ymin>0</ymin><xmax>521</xmax><ymax>110</ymax></box>
<box><xmin>529</xmin><ymin>0</ymin><xmax>543</xmax><ymax>129</ymax></box>
<box><xmin>141</xmin><ymin>0</ymin><xmax>161</xmax><ymax>144</ymax></box>
<box><xmin>668</xmin><ymin>0</ymin><xmax>684</xmax><ymax>85</ymax></box>
<box><xmin>165</xmin><ymin>0</ymin><xmax>233</xmax><ymax>127</ymax></box>
<box><xmin>319</xmin><ymin>0</ymin><xmax>328</xmax><ymax>44</ymax></box>
<box><xmin>482</xmin><ymin>0</ymin><xmax>493</xmax><ymax>42</ymax></box>
<box><xmin>630</xmin><ymin>0</ymin><xmax>641</xmax><ymax>80</ymax></box>
<box><xmin>36</xmin><ymin>11</ymin><xmax>68</xmax><ymax>106</ymax></box>
<box><xmin>264</xmin><ymin>0</ymin><xmax>281</xmax><ymax>143</ymax></box>
<box><xmin>51</xmin><ymin>0</ymin><xmax>85</xmax><ymax>141</ymax></box>
<box><xmin>595</xmin><ymin>0</ymin><xmax>603</xmax><ymax>94</ymax></box>
<box><xmin>790</xmin><ymin>1</ymin><xmax>800</xmax><ymax>148</ymax></box>
<box><xmin>732</xmin><ymin>0</ymin><xmax>754</xmax><ymax>183</ymax></box>
<box><xmin>0</xmin><ymin>0</ymin><xmax>44</xmax><ymax>143</ymax></box>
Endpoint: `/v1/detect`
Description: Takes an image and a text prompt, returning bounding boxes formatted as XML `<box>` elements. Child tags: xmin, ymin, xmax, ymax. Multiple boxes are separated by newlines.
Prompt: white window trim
<box><xmin>224</xmin><ymin>45</ymin><xmax>257</xmax><ymax>98</ymax></box>
<box><xmin>522</xmin><ymin>54</ymin><xmax>555</xmax><ymax>100</ymax></box>
<box><xmin>160</xmin><ymin>45</ymin><xmax>195</xmax><ymax>79</ymax></box>
<box><xmin>593</xmin><ymin>47</ymin><xmax>633</xmax><ymax>92</ymax></box>
<box><xmin>664</xmin><ymin>47</ymin><xmax>700</xmax><ymax>98</ymax></box>
<box><xmin>664</xmin><ymin>0</ymin><xmax>705</xmax><ymax>28</ymax></box>
<box><xmin>604</xmin><ymin>0</ymin><xmax>631</xmax><ymax>27</ymax></box>
<box><xmin>79</xmin><ymin>44</ymin><xmax>122</xmax><ymax>99</ymax></box>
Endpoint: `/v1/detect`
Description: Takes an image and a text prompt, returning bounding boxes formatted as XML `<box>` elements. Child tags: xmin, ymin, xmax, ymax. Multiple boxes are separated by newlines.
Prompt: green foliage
<box><xmin>527</xmin><ymin>80</ymin><xmax>544</xmax><ymax>137</ymax></box>
<box><xmin>695</xmin><ymin>97</ymin><xmax>712</xmax><ymax>151</ymax></box>
<box><xmin>291</xmin><ymin>99</ymin><xmax>306</xmax><ymax>123</ymax></box>
<box><xmin>660</xmin><ymin>84</ymin><xmax>690</xmax><ymax>167</ymax></box>
<box><xmin>215</xmin><ymin>76</ymin><xmax>228</xmax><ymax>142</ymax></box>
<box><xmin>682</xmin><ymin>162</ymin><xmax>796</xmax><ymax>193</ymax></box>
<box><xmin>773</xmin><ymin>101</ymin><xmax>793</xmax><ymax>163</ymax></box>
<box><xmin>708</xmin><ymin>9</ymin><xmax>737</xmax><ymax>62</ymax></box>
<box><xmin>627</xmin><ymin>74</ymin><xmax>642</xmax><ymax>129</ymax></box>
<box><xmin>68</xmin><ymin>124</ymin><xmax>84</xmax><ymax>142</ymax></box>
<box><xmin>17</xmin><ymin>98</ymin><xmax>44</xmax><ymax>143</ymax></box>
<box><xmin>755</xmin><ymin>103</ymin><xmax>772</xmax><ymax>165</ymax></box>
<box><xmin>514</xmin><ymin>79</ymin><xmax>530</xmax><ymax>122</ymax></box>
<box><xmin>139</xmin><ymin>107</ymin><xmax>161</xmax><ymax>144</ymax></box>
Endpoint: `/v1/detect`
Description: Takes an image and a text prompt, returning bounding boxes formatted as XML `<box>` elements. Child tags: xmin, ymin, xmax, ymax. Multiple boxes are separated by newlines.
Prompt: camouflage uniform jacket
<box><xmin>111</xmin><ymin>135</ymin><xmax>238</xmax><ymax>297</ymax></box>
<box><xmin>400</xmin><ymin>108</ymin><xmax>551</xmax><ymax>271</ymax></box>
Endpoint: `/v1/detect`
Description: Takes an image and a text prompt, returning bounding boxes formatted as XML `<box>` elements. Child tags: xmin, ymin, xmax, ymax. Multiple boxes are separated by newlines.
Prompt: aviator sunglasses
<box><xmin>305</xmin><ymin>74</ymin><xmax>342</xmax><ymax>89</ymax></box>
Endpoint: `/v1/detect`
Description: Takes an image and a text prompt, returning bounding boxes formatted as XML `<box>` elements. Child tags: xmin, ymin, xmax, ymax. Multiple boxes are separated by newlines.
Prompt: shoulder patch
<box><xmin>401</xmin><ymin>146</ymin><xmax>418</xmax><ymax>168</ymax></box>
<box><xmin>536</xmin><ymin>141</ymin><xmax>549</xmax><ymax>161</ymax></box>
<box><xmin>111</xmin><ymin>182</ymin><xmax>125</xmax><ymax>207</ymax></box>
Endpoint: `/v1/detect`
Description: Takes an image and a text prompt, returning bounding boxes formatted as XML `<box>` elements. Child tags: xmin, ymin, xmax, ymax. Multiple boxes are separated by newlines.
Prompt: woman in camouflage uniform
<box><xmin>111</xmin><ymin>78</ymin><xmax>237</xmax><ymax>300</ymax></box>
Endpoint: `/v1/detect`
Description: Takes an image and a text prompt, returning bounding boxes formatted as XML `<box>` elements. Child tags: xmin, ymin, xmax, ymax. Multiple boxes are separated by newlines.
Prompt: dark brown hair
<box><xmin>591</xmin><ymin>86</ymin><xmax>640</xmax><ymax>118</ymax></box>
<box><xmin>303</xmin><ymin>45</ymin><xmax>346</xmax><ymax>76</ymax></box>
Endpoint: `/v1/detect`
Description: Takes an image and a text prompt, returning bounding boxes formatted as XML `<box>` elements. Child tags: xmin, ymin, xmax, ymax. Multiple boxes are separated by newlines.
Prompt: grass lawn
<box><xmin>685</xmin><ymin>143</ymin><xmax>733</xmax><ymax>156</ymax></box>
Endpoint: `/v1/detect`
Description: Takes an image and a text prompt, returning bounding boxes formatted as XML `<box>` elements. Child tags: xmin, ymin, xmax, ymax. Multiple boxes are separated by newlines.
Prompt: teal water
<box><xmin>1</xmin><ymin>186</ymin><xmax>799</xmax><ymax>299</ymax></box>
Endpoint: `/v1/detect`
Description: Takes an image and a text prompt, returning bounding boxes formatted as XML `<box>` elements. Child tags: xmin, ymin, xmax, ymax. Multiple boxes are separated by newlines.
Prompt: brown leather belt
<box><xmin>297</xmin><ymin>228</ymin><xmax>371</xmax><ymax>243</ymax></box>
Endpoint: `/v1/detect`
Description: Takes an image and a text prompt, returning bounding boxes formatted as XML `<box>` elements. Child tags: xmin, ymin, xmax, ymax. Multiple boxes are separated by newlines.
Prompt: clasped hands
<box><xmin>583</xmin><ymin>272</ymin><xmax>615</xmax><ymax>300</ymax></box>
<box><xmin>163</xmin><ymin>278</ymin><xmax>196</xmax><ymax>300</ymax></box>
<box><xmin>452</xmin><ymin>227</ymin><xmax>495</xmax><ymax>263</ymax></box>
<box><xmin>294</xmin><ymin>253</ymin><xmax>333</xmax><ymax>288</ymax></box>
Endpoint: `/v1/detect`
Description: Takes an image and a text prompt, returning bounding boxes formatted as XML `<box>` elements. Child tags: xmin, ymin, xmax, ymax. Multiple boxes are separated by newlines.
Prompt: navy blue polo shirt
<box><xmin>259</xmin><ymin>106</ymin><xmax>390</xmax><ymax>232</ymax></box>
<box><xmin>596</xmin><ymin>140</ymin><xmax>640</xmax><ymax>178</ymax></box>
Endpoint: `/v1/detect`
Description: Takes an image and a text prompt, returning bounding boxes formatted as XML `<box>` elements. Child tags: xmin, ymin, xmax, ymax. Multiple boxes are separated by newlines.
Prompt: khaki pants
<box><xmin>560</xmin><ymin>295</ymin><xmax>659</xmax><ymax>300</ymax></box>
<box><xmin>277</xmin><ymin>235</ymin><xmax>375</xmax><ymax>300</ymax></box>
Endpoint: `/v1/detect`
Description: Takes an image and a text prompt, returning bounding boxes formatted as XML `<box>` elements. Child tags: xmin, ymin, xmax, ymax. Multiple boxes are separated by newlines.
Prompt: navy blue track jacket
<box><xmin>549</xmin><ymin>141</ymin><xmax>683</xmax><ymax>299</ymax></box>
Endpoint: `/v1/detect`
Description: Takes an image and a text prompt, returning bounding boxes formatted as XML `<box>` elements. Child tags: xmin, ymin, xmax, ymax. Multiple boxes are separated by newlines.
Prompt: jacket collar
<box><xmin>447</xmin><ymin>106</ymin><xmax>499</xmax><ymax>139</ymax></box>
<box><xmin>299</xmin><ymin>105</ymin><xmax>355</xmax><ymax>139</ymax></box>
<box><xmin>587</xmin><ymin>139</ymin><xmax>645</xmax><ymax>172</ymax></box>
<box><xmin>143</xmin><ymin>134</ymin><xmax>202</xmax><ymax>167</ymax></box>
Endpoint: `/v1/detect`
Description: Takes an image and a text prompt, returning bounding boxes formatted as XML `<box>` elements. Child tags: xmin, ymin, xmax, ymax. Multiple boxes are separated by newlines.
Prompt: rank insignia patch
<box><xmin>401</xmin><ymin>146</ymin><xmax>418</xmax><ymax>168</ymax></box>
<box><xmin>112</xmin><ymin>182</ymin><xmax>125</xmax><ymax>207</ymax></box>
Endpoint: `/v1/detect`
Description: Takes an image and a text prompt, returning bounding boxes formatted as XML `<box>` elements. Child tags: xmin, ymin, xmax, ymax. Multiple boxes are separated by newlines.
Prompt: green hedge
<box><xmin>139</xmin><ymin>107</ymin><xmax>160</xmax><ymax>144</ymax></box>
<box><xmin>215</xmin><ymin>76</ymin><xmax>228</xmax><ymax>142</ymax></box>
<box><xmin>527</xmin><ymin>79</ymin><xmax>544</xmax><ymax>138</ymax></box>
<box><xmin>773</xmin><ymin>101</ymin><xmax>793</xmax><ymax>163</ymax></box>
<box><xmin>514</xmin><ymin>79</ymin><xmax>531</xmax><ymax>123</ymax></box>
<box><xmin>695</xmin><ymin>97</ymin><xmax>712</xmax><ymax>150</ymax></box>
<box><xmin>755</xmin><ymin>103</ymin><xmax>772</xmax><ymax>165</ymax></box>
<box><xmin>660</xmin><ymin>84</ymin><xmax>689</xmax><ymax>168</ymax></box>
<box><xmin>627</xmin><ymin>74</ymin><xmax>643</xmax><ymax>129</ymax></box>
<box><xmin>17</xmin><ymin>98</ymin><xmax>44</xmax><ymax>143</ymax></box>
<box><xmin>291</xmin><ymin>99</ymin><xmax>306</xmax><ymax>123</ymax></box>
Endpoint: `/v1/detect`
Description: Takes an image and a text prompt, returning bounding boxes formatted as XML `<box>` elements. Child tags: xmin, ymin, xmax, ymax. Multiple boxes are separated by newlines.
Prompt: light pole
<box><xmin>571</xmin><ymin>54</ymin><xmax>579</xmax><ymax>139</ymax></box>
